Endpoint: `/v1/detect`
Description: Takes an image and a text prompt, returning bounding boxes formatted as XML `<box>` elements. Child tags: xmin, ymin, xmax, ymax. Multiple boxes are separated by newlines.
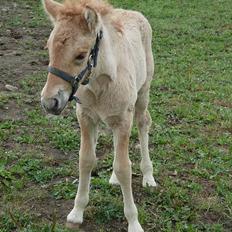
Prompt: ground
<box><xmin>0</xmin><ymin>0</ymin><xmax>232</xmax><ymax>231</ymax></box>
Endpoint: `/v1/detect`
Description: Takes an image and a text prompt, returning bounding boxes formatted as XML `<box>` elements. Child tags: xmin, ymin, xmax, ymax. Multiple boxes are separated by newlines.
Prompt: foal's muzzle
<box><xmin>41</xmin><ymin>90</ymin><xmax>68</xmax><ymax>115</ymax></box>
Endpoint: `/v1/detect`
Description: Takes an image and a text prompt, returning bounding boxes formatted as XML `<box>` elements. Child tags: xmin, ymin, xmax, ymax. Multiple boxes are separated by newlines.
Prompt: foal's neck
<box><xmin>94</xmin><ymin>23</ymin><xmax>118</xmax><ymax>82</ymax></box>
<box><xmin>86</xmin><ymin>21</ymin><xmax>120</xmax><ymax>97</ymax></box>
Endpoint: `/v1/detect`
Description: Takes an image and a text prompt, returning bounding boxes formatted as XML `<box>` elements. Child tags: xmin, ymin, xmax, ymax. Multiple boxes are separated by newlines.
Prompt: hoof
<box><xmin>67</xmin><ymin>208</ymin><xmax>84</xmax><ymax>225</ymax></box>
<box><xmin>66</xmin><ymin>221</ymin><xmax>81</xmax><ymax>230</ymax></box>
<box><xmin>142</xmin><ymin>175</ymin><xmax>157</xmax><ymax>187</ymax></box>
<box><xmin>128</xmin><ymin>221</ymin><xmax>144</xmax><ymax>232</ymax></box>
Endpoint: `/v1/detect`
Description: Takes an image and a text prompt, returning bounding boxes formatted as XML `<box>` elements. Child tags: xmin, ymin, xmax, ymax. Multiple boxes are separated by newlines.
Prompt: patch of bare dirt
<box><xmin>167</xmin><ymin>113</ymin><xmax>183</xmax><ymax>126</ymax></box>
<box><xmin>21</xmin><ymin>191</ymin><xmax>128</xmax><ymax>232</ymax></box>
<box><xmin>214</xmin><ymin>100</ymin><xmax>232</xmax><ymax>109</ymax></box>
<box><xmin>200</xmin><ymin>211</ymin><xmax>223</xmax><ymax>224</ymax></box>
<box><xmin>0</xmin><ymin>100</ymin><xmax>27</xmax><ymax>121</ymax></box>
<box><xmin>198</xmin><ymin>179</ymin><xmax>216</xmax><ymax>198</ymax></box>
<box><xmin>0</xmin><ymin>1</ymin><xmax>50</xmax><ymax>91</ymax></box>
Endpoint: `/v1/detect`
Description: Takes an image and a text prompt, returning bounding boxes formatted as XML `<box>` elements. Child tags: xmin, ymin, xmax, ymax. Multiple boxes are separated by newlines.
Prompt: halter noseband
<box><xmin>47</xmin><ymin>30</ymin><xmax>103</xmax><ymax>103</ymax></box>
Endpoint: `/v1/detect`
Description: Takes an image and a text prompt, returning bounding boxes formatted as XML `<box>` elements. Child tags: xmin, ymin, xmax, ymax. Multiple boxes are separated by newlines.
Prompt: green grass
<box><xmin>0</xmin><ymin>0</ymin><xmax>232</xmax><ymax>231</ymax></box>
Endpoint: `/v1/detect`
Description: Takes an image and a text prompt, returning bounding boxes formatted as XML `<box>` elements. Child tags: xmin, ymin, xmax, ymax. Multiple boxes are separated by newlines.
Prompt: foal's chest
<box><xmin>76</xmin><ymin>76</ymin><xmax>137</xmax><ymax>123</ymax></box>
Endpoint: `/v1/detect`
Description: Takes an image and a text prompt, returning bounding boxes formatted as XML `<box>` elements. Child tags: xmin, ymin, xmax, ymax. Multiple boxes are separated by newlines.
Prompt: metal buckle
<box><xmin>73</xmin><ymin>77</ymin><xmax>79</xmax><ymax>86</ymax></box>
<box><xmin>72</xmin><ymin>96</ymin><xmax>81</xmax><ymax>104</ymax></box>
<box><xmin>88</xmin><ymin>54</ymin><xmax>94</xmax><ymax>68</ymax></box>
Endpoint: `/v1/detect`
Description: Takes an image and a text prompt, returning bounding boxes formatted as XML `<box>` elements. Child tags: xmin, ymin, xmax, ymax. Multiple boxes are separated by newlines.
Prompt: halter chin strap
<box><xmin>47</xmin><ymin>30</ymin><xmax>103</xmax><ymax>103</ymax></box>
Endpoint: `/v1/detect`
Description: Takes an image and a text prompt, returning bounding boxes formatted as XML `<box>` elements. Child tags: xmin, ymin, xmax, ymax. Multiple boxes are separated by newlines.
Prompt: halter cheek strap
<box><xmin>47</xmin><ymin>30</ymin><xmax>103</xmax><ymax>103</ymax></box>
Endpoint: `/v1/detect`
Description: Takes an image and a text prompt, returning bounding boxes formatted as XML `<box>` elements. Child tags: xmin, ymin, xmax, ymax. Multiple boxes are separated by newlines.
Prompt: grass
<box><xmin>0</xmin><ymin>0</ymin><xmax>232</xmax><ymax>231</ymax></box>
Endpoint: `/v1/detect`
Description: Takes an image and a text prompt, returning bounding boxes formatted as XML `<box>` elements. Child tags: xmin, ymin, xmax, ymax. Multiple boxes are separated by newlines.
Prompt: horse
<box><xmin>41</xmin><ymin>0</ymin><xmax>156</xmax><ymax>231</ymax></box>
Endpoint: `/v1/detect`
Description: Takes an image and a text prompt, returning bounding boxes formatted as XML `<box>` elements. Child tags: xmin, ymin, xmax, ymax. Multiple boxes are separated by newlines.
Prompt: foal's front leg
<box><xmin>67</xmin><ymin>114</ymin><xmax>97</xmax><ymax>226</ymax></box>
<box><xmin>112</xmin><ymin>114</ymin><xmax>144</xmax><ymax>232</ymax></box>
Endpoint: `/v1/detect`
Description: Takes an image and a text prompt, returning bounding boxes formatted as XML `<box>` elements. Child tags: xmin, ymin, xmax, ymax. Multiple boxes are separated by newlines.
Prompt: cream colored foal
<box><xmin>41</xmin><ymin>1</ymin><xmax>156</xmax><ymax>231</ymax></box>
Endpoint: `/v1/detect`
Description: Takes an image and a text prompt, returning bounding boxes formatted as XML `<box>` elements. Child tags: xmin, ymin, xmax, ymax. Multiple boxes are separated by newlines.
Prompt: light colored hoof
<box><xmin>67</xmin><ymin>208</ymin><xmax>84</xmax><ymax>225</ymax></box>
<box><xmin>66</xmin><ymin>221</ymin><xmax>81</xmax><ymax>230</ymax></box>
<box><xmin>109</xmin><ymin>172</ymin><xmax>120</xmax><ymax>185</ymax></box>
<box><xmin>142</xmin><ymin>175</ymin><xmax>157</xmax><ymax>187</ymax></box>
<box><xmin>128</xmin><ymin>221</ymin><xmax>144</xmax><ymax>232</ymax></box>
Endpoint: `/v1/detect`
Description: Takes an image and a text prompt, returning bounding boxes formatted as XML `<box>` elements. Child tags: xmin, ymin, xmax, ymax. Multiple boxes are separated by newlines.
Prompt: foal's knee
<box><xmin>113</xmin><ymin>160</ymin><xmax>132</xmax><ymax>184</ymax></box>
<box><xmin>79</xmin><ymin>154</ymin><xmax>96</xmax><ymax>172</ymax></box>
<box><xmin>135</xmin><ymin>110</ymin><xmax>152</xmax><ymax>130</ymax></box>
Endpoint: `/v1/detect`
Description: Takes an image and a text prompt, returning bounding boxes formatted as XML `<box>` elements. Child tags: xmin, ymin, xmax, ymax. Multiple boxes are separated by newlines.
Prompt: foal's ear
<box><xmin>84</xmin><ymin>7</ymin><xmax>100</xmax><ymax>33</ymax></box>
<box><xmin>42</xmin><ymin>0</ymin><xmax>63</xmax><ymax>24</ymax></box>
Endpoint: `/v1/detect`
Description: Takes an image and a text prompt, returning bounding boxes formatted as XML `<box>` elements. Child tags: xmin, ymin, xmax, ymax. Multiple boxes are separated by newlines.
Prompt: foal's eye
<box><xmin>76</xmin><ymin>54</ymin><xmax>85</xmax><ymax>60</ymax></box>
<box><xmin>75</xmin><ymin>53</ymin><xmax>87</xmax><ymax>64</ymax></box>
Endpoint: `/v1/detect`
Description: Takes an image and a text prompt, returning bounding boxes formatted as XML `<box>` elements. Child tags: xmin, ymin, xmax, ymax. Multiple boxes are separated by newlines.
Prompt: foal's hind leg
<box><xmin>67</xmin><ymin>112</ymin><xmax>97</xmax><ymax>226</ymax></box>
<box><xmin>135</xmin><ymin>87</ymin><xmax>157</xmax><ymax>187</ymax></box>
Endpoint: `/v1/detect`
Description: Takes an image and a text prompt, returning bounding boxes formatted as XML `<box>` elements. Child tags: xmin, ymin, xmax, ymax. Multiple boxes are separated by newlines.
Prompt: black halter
<box><xmin>47</xmin><ymin>30</ymin><xmax>103</xmax><ymax>103</ymax></box>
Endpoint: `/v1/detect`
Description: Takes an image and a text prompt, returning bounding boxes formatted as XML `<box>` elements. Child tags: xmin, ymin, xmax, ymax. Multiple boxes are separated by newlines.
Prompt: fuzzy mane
<box><xmin>58</xmin><ymin>0</ymin><xmax>123</xmax><ymax>34</ymax></box>
<box><xmin>61</xmin><ymin>0</ymin><xmax>113</xmax><ymax>16</ymax></box>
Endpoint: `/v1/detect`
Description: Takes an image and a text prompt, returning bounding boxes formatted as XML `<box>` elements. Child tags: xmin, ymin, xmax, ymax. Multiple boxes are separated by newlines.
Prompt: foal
<box><xmin>41</xmin><ymin>0</ymin><xmax>156</xmax><ymax>231</ymax></box>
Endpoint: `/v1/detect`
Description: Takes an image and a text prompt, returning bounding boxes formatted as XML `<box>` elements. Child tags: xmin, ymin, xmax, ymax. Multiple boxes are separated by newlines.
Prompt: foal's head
<box><xmin>41</xmin><ymin>0</ymin><xmax>109</xmax><ymax>115</ymax></box>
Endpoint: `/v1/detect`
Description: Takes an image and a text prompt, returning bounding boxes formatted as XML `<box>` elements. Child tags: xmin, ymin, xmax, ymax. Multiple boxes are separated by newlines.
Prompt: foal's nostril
<box><xmin>53</xmin><ymin>98</ymin><xmax>59</xmax><ymax>109</ymax></box>
<box><xmin>50</xmin><ymin>98</ymin><xmax>60</xmax><ymax>111</ymax></box>
<box><xmin>41</xmin><ymin>94</ymin><xmax>66</xmax><ymax>115</ymax></box>
<box><xmin>41</xmin><ymin>97</ymin><xmax>60</xmax><ymax>113</ymax></box>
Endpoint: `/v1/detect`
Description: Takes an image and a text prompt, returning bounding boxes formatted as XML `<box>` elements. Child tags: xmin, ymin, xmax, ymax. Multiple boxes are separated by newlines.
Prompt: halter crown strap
<box><xmin>47</xmin><ymin>30</ymin><xmax>103</xmax><ymax>103</ymax></box>
<box><xmin>91</xmin><ymin>30</ymin><xmax>103</xmax><ymax>67</ymax></box>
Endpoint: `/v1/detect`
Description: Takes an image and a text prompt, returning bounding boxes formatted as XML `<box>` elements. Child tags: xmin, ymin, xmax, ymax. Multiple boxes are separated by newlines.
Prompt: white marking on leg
<box><xmin>67</xmin><ymin>166</ymin><xmax>93</xmax><ymax>224</ymax></box>
<box><xmin>128</xmin><ymin>221</ymin><xmax>144</xmax><ymax>232</ymax></box>
<box><xmin>67</xmin><ymin>115</ymin><xmax>97</xmax><ymax>225</ymax></box>
<box><xmin>137</xmin><ymin>111</ymin><xmax>157</xmax><ymax>187</ymax></box>
<box><xmin>140</xmin><ymin>132</ymin><xmax>157</xmax><ymax>187</ymax></box>
<box><xmin>67</xmin><ymin>207</ymin><xmax>84</xmax><ymax>224</ymax></box>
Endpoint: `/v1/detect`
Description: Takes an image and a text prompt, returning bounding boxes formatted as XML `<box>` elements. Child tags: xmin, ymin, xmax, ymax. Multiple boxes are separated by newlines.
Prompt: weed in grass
<box><xmin>52</xmin><ymin>182</ymin><xmax>77</xmax><ymax>200</ymax></box>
